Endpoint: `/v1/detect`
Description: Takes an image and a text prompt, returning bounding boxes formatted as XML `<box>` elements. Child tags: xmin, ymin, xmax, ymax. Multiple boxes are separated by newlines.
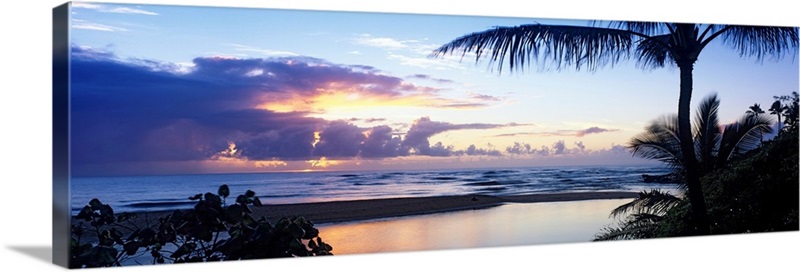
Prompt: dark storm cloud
<box><xmin>70</xmin><ymin>47</ymin><xmax>514</xmax><ymax>174</ymax></box>
<box><xmin>71</xmin><ymin>47</ymin><xmax>417</xmax><ymax>167</ymax></box>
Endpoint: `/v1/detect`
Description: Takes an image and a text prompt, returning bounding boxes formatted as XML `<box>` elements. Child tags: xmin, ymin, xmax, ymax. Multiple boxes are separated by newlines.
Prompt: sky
<box><xmin>66</xmin><ymin>2</ymin><xmax>799</xmax><ymax>176</ymax></box>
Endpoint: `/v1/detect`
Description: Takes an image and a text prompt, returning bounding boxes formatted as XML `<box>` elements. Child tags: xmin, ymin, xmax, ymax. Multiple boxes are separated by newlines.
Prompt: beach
<box><xmin>247</xmin><ymin>191</ymin><xmax>639</xmax><ymax>224</ymax></box>
<box><xmin>72</xmin><ymin>191</ymin><xmax>639</xmax><ymax>256</ymax></box>
<box><xmin>74</xmin><ymin>191</ymin><xmax>638</xmax><ymax>227</ymax></box>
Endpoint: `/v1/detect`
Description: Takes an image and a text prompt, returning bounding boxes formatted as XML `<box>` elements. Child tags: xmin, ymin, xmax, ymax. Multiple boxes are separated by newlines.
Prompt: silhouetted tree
<box><xmin>432</xmin><ymin>21</ymin><xmax>798</xmax><ymax>234</ymax></box>
<box><xmin>630</xmin><ymin>94</ymin><xmax>773</xmax><ymax>175</ymax></box>
<box><xmin>747</xmin><ymin>103</ymin><xmax>766</xmax><ymax>142</ymax></box>
<box><xmin>769</xmin><ymin>100</ymin><xmax>785</xmax><ymax>131</ymax></box>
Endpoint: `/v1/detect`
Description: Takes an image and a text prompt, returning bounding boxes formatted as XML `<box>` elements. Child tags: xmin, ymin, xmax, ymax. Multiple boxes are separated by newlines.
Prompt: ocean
<box><xmin>70</xmin><ymin>165</ymin><xmax>677</xmax><ymax>215</ymax></box>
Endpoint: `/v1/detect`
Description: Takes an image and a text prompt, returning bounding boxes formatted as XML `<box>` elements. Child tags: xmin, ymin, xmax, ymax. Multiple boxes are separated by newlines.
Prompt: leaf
<box><xmin>308</xmin><ymin>239</ymin><xmax>318</xmax><ymax>249</ymax></box>
<box><xmin>89</xmin><ymin>198</ymin><xmax>103</xmax><ymax>209</ymax></box>
<box><xmin>245</xmin><ymin>190</ymin><xmax>256</xmax><ymax>198</ymax></box>
<box><xmin>76</xmin><ymin>206</ymin><xmax>92</xmax><ymax>220</ymax></box>
<box><xmin>287</xmin><ymin>223</ymin><xmax>306</xmax><ymax>239</ymax></box>
<box><xmin>218</xmin><ymin>184</ymin><xmax>230</xmax><ymax>198</ymax></box>
<box><xmin>138</xmin><ymin>228</ymin><xmax>157</xmax><ymax>243</ymax></box>
<box><xmin>89</xmin><ymin>246</ymin><xmax>118</xmax><ymax>266</ymax></box>
<box><xmin>253</xmin><ymin>197</ymin><xmax>263</xmax><ymax>207</ymax></box>
<box><xmin>123</xmin><ymin>241</ymin><xmax>140</xmax><ymax>256</ymax></box>
<box><xmin>226</xmin><ymin>205</ymin><xmax>244</xmax><ymax>222</ymax></box>
<box><xmin>188</xmin><ymin>194</ymin><xmax>202</xmax><ymax>200</ymax></box>
<box><xmin>170</xmin><ymin>242</ymin><xmax>196</xmax><ymax>259</ymax></box>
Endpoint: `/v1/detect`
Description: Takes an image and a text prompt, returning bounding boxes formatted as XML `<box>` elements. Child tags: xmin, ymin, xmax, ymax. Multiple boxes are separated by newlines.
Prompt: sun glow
<box><xmin>254</xmin><ymin>160</ymin><xmax>288</xmax><ymax>168</ymax></box>
<box><xmin>307</xmin><ymin>157</ymin><xmax>341</xmax><ymax>168</ymax></box>
<box><xmin>312</xmin><ymin>131</ymin><xmax>321</xmax><ymax>147</ymax></box>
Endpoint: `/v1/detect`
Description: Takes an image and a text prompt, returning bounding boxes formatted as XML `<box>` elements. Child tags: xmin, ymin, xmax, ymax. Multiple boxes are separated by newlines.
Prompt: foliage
<box><xmin>627</xmin><ymin>94</ymin><xmax>772</xmax><ymax>176</ymax></box>
<box><xmin>593</xmin><ymin>190</ymin><xmax>684</xmax><ymax>241</ymax></box>
<box><xmin>597</xmin><ymin>125</ymin><xmax>799</xmax><ymax>240</ymax></box>
<box><xmin>658</xmin><ymin>129</ymin><xmax>799</xmax><ymax>236</ymax></box>
<box><xmin>598</xmin><ymin>94</ymin><xmax>794</xmax><ymax>240</ymax></box>
<box><xmin>70</xmin><ymin>199</ymin><xmax>137</xmax><ymax>267</ymax></box>
<box><xmin>70</xmin><ymin>185</ymin><xmax>332</xmax><ymax>268</ymax></box>
<box><xmin>430</xmin><ymin>23</ymin><xmax>798</xmax><ymax>73</ymax></box>
<box><xmin>773</xmin><ymin>91</ymin><xmax>800</xmax><ymax>132</ymax></box>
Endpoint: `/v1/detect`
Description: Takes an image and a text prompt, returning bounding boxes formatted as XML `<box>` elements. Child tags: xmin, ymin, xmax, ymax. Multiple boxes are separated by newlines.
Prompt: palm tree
<box><xmin>431</xmin><ymin>21</ymin><xmax>797</xmax><ymax>233</ymax></box>
<box><xmin>769</xmin><ymin>100</ymin><xmax>785</xmax><ymax>131</ymax></box>
<box><xmin>747</xmin><ymin>103</ymin><xmax>765</xmax><ymax>142</ymax></box>
<box><xmin>628</xmin><ymin>94</ymin><xmax>773</xmax><ymax>177</ymax></box>
<box><xmin>596</xmin><ymin>94</ymin><xmax>772</xmax><ymax>240</ymax></box>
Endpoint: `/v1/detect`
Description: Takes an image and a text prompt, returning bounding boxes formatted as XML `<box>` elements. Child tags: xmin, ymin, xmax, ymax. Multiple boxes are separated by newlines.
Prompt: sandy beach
<box><xmin>251</xmin><ymin>191</ymin><xmax>639</xmax><ymax>224</ymax></box>
<box><xmin>73</xmin><ymin>191</ymin><xmax>639</xmax><ymax>228</ymax></box>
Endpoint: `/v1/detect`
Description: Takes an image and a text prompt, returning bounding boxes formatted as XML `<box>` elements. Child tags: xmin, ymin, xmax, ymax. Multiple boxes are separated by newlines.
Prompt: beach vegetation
<box><xmin>70</xmin><ymin>185</ymin><xmax>332</xmax><ymax>268</ymax></box>
<box><xmin>596</xmin><ymin>94</ymin><xmax>798</xmax><ymax>240</ymax></box>
<box><xmin>627</xmin><ymin>93</ymin><xmax>772</xmax><ymax>179</ymax></box>
<box><xmin>593</xmin><ymin>189</ymin><xmax>683</xmax><ymax>241</ymax></box>
<box><xmin>432</xmin><ymin>21</ymin><xmax>798</xmax><ymax>234</ymax></box>
<box><xmin>773</xmin><ymin>91</ymin><xmax>800</xmax><ymax>133</ymax></box>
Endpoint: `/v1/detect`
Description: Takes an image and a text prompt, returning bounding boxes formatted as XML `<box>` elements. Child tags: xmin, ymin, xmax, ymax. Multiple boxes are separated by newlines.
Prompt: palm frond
<box><xmin>627</xmin><ymin>115</ymin><xmax>683</xmax><ymax>169</ymax></box>
<box><xmin>717</xmin><ymin>114</ymin><xmax>774</xmax><ymax>165</ymax></box>
<box><xmin>693</xmin><ymin>94</ymin><xmax>721</xmax><ymax>172</ymax></box>
<box><xmin>593</xmin><ymin>213</ymin><xmax>664</xmax><ymax>241</ymax></box>
<box><xmin>597</xmin><ymin>21</ymin><xmax>669</xmax><ymax>36</ymax></box>
<box><xmin>635</xmin><ymin>34</ymin><xmax>676</xmax><ymax>69</ymax></box>
<box><xmin>430</xmin><ymin>24</ymin><xmax>636</xmax><ymax>73</ymax></box>
<box><xmin>610</xmin><ymin>189</ymin><xmax>682</xmax><ymax>218</ymax></box>
<box><xmin>719</xmin><ymin>26</ymin><xmax>799</xmax><ymax>62</ymax></box>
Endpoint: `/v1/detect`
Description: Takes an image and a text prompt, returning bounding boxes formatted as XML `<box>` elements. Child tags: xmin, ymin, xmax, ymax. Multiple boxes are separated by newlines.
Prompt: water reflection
<box><xmin>317</xmin><ymin>199</ymin><xmax>629</xmax><ymax>255</ymax></box>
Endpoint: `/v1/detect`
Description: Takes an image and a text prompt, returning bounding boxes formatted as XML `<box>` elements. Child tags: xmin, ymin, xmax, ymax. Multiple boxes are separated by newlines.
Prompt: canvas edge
<box><xmin>52</xmin><ymin>1</ymin><xmax>71</xmax><ymax>268</ymax></box>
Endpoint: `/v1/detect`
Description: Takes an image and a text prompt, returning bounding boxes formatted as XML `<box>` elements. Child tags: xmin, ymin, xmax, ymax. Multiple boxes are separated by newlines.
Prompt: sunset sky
<box><xmin>67</xmin><ymin>2</ymin><xmax>799</xmax><ymax>176</ymax></box>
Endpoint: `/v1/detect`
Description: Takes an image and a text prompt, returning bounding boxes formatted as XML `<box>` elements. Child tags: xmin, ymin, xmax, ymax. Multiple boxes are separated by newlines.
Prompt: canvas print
<box><xmin>53</xmin><ymin>1</ymin><xmax>799</xmax><ymax>268</ymax></box>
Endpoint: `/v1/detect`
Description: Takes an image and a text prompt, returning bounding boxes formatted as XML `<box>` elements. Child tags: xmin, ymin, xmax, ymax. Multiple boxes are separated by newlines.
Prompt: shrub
<box><xmin>70</xmin><ymin>185</ymin><xmax>333</xmax><ymax>268</ymax></box>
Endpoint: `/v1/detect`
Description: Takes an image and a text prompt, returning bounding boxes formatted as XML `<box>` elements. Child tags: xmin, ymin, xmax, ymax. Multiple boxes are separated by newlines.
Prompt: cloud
<box><xmin>70</xmin><ymin>47</ymin><xmax>331</xmax><ymax>169</ymax></box>
<box><xmin>575</xmin><ymin>141</ymin><xmax>586</xmax><ymax>152</ymax></box>
<box><xmin>353</xmin><ymin>34</ymin><xmax>410</xmax><ymax>50</ymax></box>
<box><xmin>388</xmin><ymin>53</ymin><xmax>465</xmax><ymax>70</ymax></box>
<box><xmin>71</xmin><ymin>19</ymin><xmax>128</xmax><ymax>32</ymax></box>
<box><xmin>313</xmin><ymin>121</ymin><xmax>366</xmax><ymax>158</ymax></box>
<box><xmin>347</xmin><ymin>117</ymin><xmax>387</xmax><ymax>123</ymax></box>
<box><xmin>494</xmin><ymin>126</ymin><xmax>619</xmax><ymax>138</ymax></box>
<box><xmin>70</xmin><ymin>46</ymin><xmax>512</xmax><ymax>175</ymax></box>
<box><xmin>225</xmin><ymin>43</ymin><xmax>299</xmax><ymax>57</ymax></box>
<box><xmin>494</xmin><ymin>131</ymin><xmax>573</xmax><ymax>137</ymax></box>
<box><xmin>73</xmin><ymin>3</ymin><xmax>159</xmax><ymax>15</ymax></box>
<box><xmin>454</xmin><ymin>144</ymin><xmax>502</xmax><ymax>156</ymax></box>
<box><xmin>407</xmin><ymin>74</ymin><xmax>454</xmax><ymax>84</ymax></box>
<box><xmin>576</xmin><ymin>126</ymin><xmax>620</xmax><ymax>137</ymax></box>
<box><xmin>106</xmin><ymin>7</ymin><xmax>159</xmax><ymax>16</ymax></box>
<box><xmin>469</xmin><ymin>92</ymin><xmax>503</xmax><ymax>102</ymax></box>
<box><xmin>402</xmin><ymin>117</ymin><xmax>519</xmax><ymax>156</ymax></box>
<box><xmin>552</xmin><ymin>140</ymin><xmax>567</xmax><ymax>155</ymax></box>
<box><xmin>359</xmin><ymin>125</ymin><xmax>406</xmax><ymax>158</ymax></box>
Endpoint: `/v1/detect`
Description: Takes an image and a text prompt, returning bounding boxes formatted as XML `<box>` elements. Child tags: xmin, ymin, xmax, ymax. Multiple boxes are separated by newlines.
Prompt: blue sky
<box><xmin>67</xmin><ymin>2</ymin><xmax>799</xmax><ymax>175</ymax></box>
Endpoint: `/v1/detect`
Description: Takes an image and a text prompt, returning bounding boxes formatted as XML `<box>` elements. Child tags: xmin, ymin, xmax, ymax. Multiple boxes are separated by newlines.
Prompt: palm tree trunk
<box><xmin>677</xmin><ymin>61</ymin><xmax>710</xmax><ymax>235</ymax></box>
